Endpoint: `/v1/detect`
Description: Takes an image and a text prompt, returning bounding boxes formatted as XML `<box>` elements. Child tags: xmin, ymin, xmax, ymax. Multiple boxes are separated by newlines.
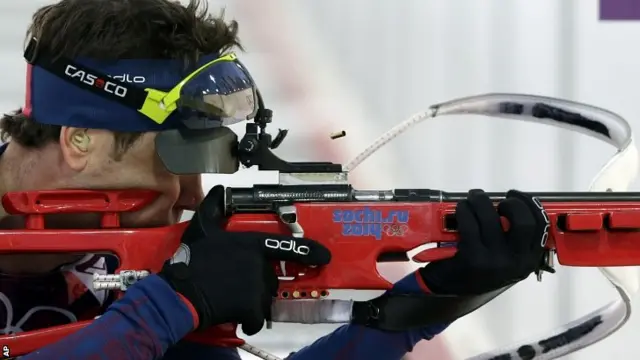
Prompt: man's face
<box><xmin>0</xmin><ymin>128</ymin><xmax>205</xmax><ymax>274</ymax></box>
<box><xmin>64</xmin><ymin>128</ymin><xmax>205</xmax><ymax>228</ymax></box>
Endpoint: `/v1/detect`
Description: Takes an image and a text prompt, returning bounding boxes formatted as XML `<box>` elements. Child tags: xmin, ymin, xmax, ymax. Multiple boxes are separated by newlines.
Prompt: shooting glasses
<box><xmin>24</xmin><ymin>38</ymin><xmax>259</xmax><ymax>175</ymax></box>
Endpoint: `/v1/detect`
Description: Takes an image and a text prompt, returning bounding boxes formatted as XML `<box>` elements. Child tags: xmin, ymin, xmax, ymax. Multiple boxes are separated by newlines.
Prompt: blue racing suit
<box><xmin>22</xmin><ymin>273</ymin><xmax>448</xmax><ymax>359</ymax></box>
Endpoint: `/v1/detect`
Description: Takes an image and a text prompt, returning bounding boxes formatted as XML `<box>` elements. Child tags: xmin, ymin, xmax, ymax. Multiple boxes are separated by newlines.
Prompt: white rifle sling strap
<box><xmin>346</xmin><ymin>93</ymin><xmax>639</xmax><ymax>360</ymax></box>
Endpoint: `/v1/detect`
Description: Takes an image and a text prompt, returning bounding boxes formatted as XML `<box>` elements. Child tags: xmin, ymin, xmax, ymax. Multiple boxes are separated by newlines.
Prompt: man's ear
<box><xmin>60</xmin><ymin>126</ymin><xmax>93</xmax><ymax>171</ymax></box>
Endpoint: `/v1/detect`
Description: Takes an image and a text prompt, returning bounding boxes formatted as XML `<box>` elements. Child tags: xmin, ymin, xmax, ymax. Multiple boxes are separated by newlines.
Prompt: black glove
<box><xmin>419</xmin><ymin>189</ymin><xmax>549</xmax><ymax>295</ymax></box>
<box><xmin>159</xmin><ymin>185</ymin><xmax>331</xmax><ymax>335</ymax></box>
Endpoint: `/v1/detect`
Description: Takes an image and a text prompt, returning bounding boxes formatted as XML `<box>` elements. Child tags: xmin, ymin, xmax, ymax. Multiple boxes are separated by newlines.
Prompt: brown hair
<box><xmin>1</xmin><ymin>0</ymin><xmax>242</xmax><ymax>159</ymax></box>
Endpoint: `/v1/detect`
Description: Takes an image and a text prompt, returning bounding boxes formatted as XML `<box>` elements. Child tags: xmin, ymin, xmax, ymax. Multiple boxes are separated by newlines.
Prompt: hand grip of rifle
<box><xmin>410</xmin><ymin>215</ymin><xmax>510</xmax><ymax>263</ymax></box>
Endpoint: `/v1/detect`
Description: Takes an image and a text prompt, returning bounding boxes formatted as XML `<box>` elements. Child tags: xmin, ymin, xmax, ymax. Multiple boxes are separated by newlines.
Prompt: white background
<box><xmin>3</xmin><ymin>0</ymin><xmax>640</xmax><ymax>358</ymax></box>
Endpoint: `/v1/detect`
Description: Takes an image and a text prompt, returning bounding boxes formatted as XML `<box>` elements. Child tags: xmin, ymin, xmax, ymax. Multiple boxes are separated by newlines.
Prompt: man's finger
<box><xmin>497</xmin><ymin>197</ymin><xmax>536</xmax><ymax>254</ymax></box>
<box><xmin>466</xmin><ymin>189</ymin><xmax>504</xmax><ymax>249</ymax></box>
<box><xmin>263</xmin><ymin>262</ymin><xmax>279</xmax><ymax>297</ymax></box>
<box><xmin>262</xmin><ymin>291</ymin><xmax>274</xmax><ymax>327</ymax></box>
<box><xmin>506</xmin><ymin>190</ymin><xmax>550</xmax><ymax>251</ymax></box>
<box><xmin>251</xmin><ymin>234</ymin><xmax>331</xmax><ymax>266</ymax></box>
<box><xmin>506</xmin><ymin>190</ymin><xmax>548</xmax><ymax>224</ymax></box>
<box><xmin>182</xmin><ymin>185</ymin><xmax>226</xmax><ymax>242</ymax></box>
<box><xmin>455</xmin><ymin>200</ymin><xmax>485</xmax><ymax>254</ymax></box>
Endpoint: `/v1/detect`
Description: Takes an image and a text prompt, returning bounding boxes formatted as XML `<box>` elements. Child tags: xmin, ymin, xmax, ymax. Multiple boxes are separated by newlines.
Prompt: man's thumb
<box><xmin>182</xmin><ymin>185</ymin><xmax>226</xmax><ymax>241</ymax></box>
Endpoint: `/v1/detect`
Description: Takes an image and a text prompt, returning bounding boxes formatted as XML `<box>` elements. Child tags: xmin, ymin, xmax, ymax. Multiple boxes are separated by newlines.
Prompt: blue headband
<box><xmin>24</xmin><ymin>54</ymin><xmax>219</xmax><ymax>132</ymax></box>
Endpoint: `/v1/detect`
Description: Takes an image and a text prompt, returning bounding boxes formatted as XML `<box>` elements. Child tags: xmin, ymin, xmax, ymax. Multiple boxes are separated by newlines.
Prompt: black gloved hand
<box><xmin>159</xmin><ymin>185</ymin><xmax>331</xmax><ymax>335</ymax></box>
<box><xmin>419</xmin><ymin>189</ymin><xmax>549</xmax><ymax>295</ymax></box>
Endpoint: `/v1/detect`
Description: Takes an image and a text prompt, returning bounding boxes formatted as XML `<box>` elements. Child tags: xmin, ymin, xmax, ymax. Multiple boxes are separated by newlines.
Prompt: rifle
<box><xmin>1</xmin><ymin>94</ymin><xmax>639</xmax><ymax>360</ymax></box>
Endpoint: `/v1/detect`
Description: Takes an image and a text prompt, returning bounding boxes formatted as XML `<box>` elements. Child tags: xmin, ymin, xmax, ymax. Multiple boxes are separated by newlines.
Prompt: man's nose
<box><xmin>176</xmin><ymin>175</ymin><xmax>204</xmax><ymax>211</ymax></box>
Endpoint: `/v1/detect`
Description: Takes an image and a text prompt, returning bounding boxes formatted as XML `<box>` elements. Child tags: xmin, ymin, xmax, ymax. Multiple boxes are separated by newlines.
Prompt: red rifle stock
<box><xmin>2</xmin><ymin>188</ymin><xmax>640</xmax><ymax>356</ymax></box>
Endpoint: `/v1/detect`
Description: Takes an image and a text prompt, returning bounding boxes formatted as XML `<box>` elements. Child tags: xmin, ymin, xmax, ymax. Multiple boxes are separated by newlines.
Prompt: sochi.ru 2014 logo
<box><xmin>599</xmin><ymin>0</ymin><xmax>640</xmax><ymax>20</ymax></box>
<box><xmin>332</xmin><ymin>207</ymin><xmax>410</xmax><ymax>240</ymax></box>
